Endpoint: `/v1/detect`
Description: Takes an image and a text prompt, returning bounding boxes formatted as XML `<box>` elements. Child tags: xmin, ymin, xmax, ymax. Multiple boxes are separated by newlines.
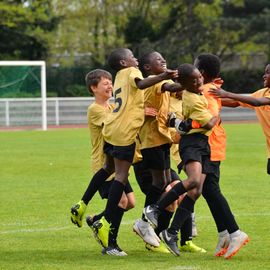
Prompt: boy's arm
<box><xmin>203</xmin><ymin>116</ymin><xmax>219</xmax><ymax>130</ymax></box>
<box><xmin>221</xmin><ymin>98</ymin><xmax>240</xmax><ymax>107</ymax></box>
<box><xmin>161</xmin><ymin>82</ymin><xmax>184</xmax><ymax>93</ymax></box>
<box><xmin>210</xmin><ymin>88</ymin><xmax>270</xmax><ymax>107</ymax></box>
<box><xmin>135</xmin><ymin>69</ymin><xmax>178</xmax><ymax>89</ymax></box>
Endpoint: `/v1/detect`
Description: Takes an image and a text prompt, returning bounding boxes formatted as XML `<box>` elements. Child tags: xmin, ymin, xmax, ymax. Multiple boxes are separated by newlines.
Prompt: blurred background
<box><xmin>0</xmin><ymin>0</ymin><xmax>269</xmax><ymax>98</ymax></box>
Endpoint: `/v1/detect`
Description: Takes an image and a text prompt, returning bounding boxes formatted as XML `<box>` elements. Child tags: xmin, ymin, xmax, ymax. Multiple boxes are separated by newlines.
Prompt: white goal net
<box><xmin>0</xmin><ymin>61</ymin><xmax>47</xmax><ymax>130</ymax></box>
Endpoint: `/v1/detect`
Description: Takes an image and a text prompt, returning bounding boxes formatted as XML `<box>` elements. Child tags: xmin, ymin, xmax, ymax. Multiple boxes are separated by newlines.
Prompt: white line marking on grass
<box><xmin>2</xmin><ymin>211</ymin><xmax>270</xmax><ymax>235</ymax></box>
<box><xmin>167</xmin><ymin>267</ymin><xmax>200</xmax><ymax>270</ymax></box>
<box><xmin>0</xmin><ymin>226</ymin><xmax>70</xmax><ymax>234</ymax></box>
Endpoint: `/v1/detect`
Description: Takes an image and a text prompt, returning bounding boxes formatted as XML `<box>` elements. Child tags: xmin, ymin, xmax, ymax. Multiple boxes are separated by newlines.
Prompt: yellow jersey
<box><xmin>87</xmin><ymin>103</ymin><xmax>114</xmax><ymax>174</ymax></box>
<box><xmin>139</xmin><ymin>79</ymin><xmax>173</xmax><ymax>149</ymax></box>
<box><xmin>103</xmin><ymin>67</ymin><xmax>144</xmax><ymax>146</ymax></box>
<box><xmin>182</xmin><ymin>90</ymin><xmax>213</xmax><ymax>136</ymax></box>
<box><xmin>240</xmin><ymin>88</ymin><xmax>270</xmax><ymax>158</ymax></box>
<box><xmin>169</xmin><ymin>94</ymin><xmax>183</xmax><ymax>166</ymax></box>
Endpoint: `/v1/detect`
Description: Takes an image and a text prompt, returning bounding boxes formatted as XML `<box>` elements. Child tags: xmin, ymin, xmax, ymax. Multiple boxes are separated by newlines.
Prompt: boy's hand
<box><xmin>209</xmin><ymin>88</ymin><xmax>229</xmax><ymax>98</ymax></box>
<box><xmin>145</xmin><ymin>106</ymin><xmax>158</xmax><ymax>117</ymax></box>
<box><xmin>159</xmin><ymin>69</ymin><xmax>178</xmax><ymax>80</ymax></box>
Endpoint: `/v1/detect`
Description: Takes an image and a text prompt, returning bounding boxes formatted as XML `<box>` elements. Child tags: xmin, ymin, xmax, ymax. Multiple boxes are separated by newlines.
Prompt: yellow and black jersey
<box><xmin>182</xmin><ymin>90</ymin><xmax>213</xmax><ymax>136</ymax></box>
<box><xmin>169</xmin><ymin>94</ymin><xmax>183</xmax><ymax>166</ymax></box>
<box><xmin>240</xmin><ymin>87</ymin><xmax>270</xmax><ymax>158</ymax></box>
<box><xmin>139</xmin><ymin>79</ymin><xmax>173</xmax><ymax>149</ymax></box>
<box><xmin>103</xmin><ymin>67</ymin><xmax>144</xmax><ymax>146</ymax></box>
<box><xmin>87</xmin><ymin>103</ymin><xmax>114</xmax><ymax>174</ymax></box>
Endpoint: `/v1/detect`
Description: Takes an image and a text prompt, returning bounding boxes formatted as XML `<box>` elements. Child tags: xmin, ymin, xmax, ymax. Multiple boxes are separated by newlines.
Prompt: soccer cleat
<box><xmin>223</xmin><ymin>231</ymin><xmax>249</xmax><ymax>259</ymax></box>
<box><xmin>145</xmin><ymin>242</ymin><xmax>170</xmax><ymax>254</ymax></box>
<box><xmin>191</xmin><ymin>212</ymin><xmax>198</xmax><ymax>237</ymax></box>
<box><xmin>215</xmin><ymin>232</ymin><xmax>230</xmax><ymax>257</ymax></box>
<box><xmin>179</xmin><ymin>240</ymin><xmax>206</xmax><ymax>253</ymax></box>
<box><xmin>143</xmin><ymin>205</ymin><xmax>160</xmax><ymax>229</ymax></box>
<box><xmin>93</xmin><ymin>216</ymin><xmax>111</xmax><ymax>248</ymax></box>
<box><xmin>167</xmin><ymin>112</ymin><xmax>177</xmax><ymax>127</ymax></box>
<box><xmin>103</xmin><ymin>244</ymin><xmax>127</xmax><ymax>256</ymax></box>
<box><xmin>133</xmin><ymin>219</ymin><xmax>160</xmax><ymax>247</ymax></box>
<box><xmin>159</xmin><ymin>229</ymin><xmax>180</xmax><ymax>256</ymax></box>
<box><xmin>70</xmin><ymin>200</ymin><xmax>86</xmax><ymax>227</ymax></box>
<box><xmin>86</xmin><ymin>215</ymin><xmax>104</xmax><ymax>247</ymax></box>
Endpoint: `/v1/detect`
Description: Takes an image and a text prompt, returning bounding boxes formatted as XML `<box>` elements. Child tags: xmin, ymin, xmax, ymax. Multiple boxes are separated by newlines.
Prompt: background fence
<box><xmin>0</xmin><ymin>97</ymin><xmax>257</xmax><ymax>129</ymax></box>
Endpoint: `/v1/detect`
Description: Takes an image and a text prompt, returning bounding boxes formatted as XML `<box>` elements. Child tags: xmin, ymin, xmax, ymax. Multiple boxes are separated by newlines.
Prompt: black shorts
<box><xmin>104</xmin><ymin>142</ymin><xmax>136</xmax><ymax>163</ymax></box>
<box><xmin>98</xmin><ymin>178</ymin><xmax>133</xmax><ymax>199</ymax></box>
<box><xmin>141</xmin><ymin>144</ymin><xmax>171</xmax><ymax>170</ymax></box>
<box><xmin>179</xmin><ymin>133</ymin><xmax>211</xmax><ymax>174</ymax></box>
<box><xmin>133</xmin><ymin>160</ymin><xmax>180</xmax><ymax>195</ymax></box>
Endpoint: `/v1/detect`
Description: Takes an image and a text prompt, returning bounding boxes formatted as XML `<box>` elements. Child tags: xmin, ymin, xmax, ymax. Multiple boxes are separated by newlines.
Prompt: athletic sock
<box><xmin>82</xmin><ymin>168</ymin><xmax>110</xmax><ymax>205</ymax></box>
<box><xmin>168</xmin><ymin>195</ymin><xmax>195</xmax><ymax>235</ymax></box>
<box><xmin>109</xmin><ymin>206</ymin><xmax>125</xmax><ymax>246</ymax></box>
<box><xmin>155</xmin><ymin>210</ymin><xmax>174</xmax><ymax>235</ymax></box>
<box><xmin>144</xmin><ymin>185</ymin><xmax>163</xmax><ymax>207</ymax></box>
<box><xmin>104</xmin><ymin>180</ymin><xmax>125</xmax><ymax>223</ymax></box>
<box><xmin>157</xmin><ymin>181</ymin><xmax>187</xmax><ymax>210</ymax></box>
<box><xmin>180</xmin><ymin>215</ymin><xmax>192</xmax><ymax>246</ymax></box>
<box><xmin>92</xmin><ymin>211</ymin><xmax>105</xmax><ymax>223</ymax></box>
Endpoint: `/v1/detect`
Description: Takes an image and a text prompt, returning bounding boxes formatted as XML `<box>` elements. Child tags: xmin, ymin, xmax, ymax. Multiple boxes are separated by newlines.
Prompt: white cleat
<box><xmin>133</xmin><ymin>218</ymin><xmax>160</xmax><ymax>247</ymax></box>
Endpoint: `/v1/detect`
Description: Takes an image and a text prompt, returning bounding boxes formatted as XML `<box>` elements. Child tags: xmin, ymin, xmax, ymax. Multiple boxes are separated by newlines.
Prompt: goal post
<box><xmin>0</xmin><ymin>61</ymin><xmax>47</xmax><ymax>130</ymax></box>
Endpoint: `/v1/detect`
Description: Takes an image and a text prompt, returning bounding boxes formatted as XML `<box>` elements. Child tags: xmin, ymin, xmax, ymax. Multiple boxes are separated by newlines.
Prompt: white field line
<box><xmin>1</xmin><ymin>212</ymin><xmax>270</xmax><ymax>235</ymax></box>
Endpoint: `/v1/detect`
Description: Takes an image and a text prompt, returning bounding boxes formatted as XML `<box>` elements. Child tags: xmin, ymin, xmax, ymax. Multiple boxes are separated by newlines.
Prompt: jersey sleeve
<box><xmin>88</xmin><ymin>105</ymin><xmax>106</xmax><ymax>127</ymax></box>
<box><xmin>189</xmin><ymin>99</ymin><xmax>213</xmax><ymax>126</ymax></box>
<box><xmin>129</xmin><ymin>67</ymin><xmax>144</xmax><ymax>88</ymax></box>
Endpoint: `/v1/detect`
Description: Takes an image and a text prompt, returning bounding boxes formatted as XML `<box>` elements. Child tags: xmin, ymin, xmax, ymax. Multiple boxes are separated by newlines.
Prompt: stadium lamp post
<box><xmin>0</xmin><ymin>61</ymin><xmax>47</xmax><ymax>130</ymax></box>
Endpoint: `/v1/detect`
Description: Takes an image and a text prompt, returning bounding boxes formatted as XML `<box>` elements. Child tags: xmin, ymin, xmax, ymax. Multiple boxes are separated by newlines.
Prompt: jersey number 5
<box><xmin>113</xmin><ymin>88</ymin><xmax>122</xmax><ymax>113</ymax></box>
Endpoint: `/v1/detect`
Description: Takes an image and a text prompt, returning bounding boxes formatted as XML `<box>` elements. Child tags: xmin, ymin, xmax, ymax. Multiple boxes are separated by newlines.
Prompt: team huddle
<box><xmin>70</xmin><ymin>48</ymin><xmax>270</xmax><ymax>258</ymax></box>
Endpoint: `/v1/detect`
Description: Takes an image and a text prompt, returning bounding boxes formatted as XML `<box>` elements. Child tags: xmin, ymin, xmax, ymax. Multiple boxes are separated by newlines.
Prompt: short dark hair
<box><xmin>138</xmin><ymin>50</ymin><xmax>156</xmax><ymax>77</ymax></box>
<box><xmin>108</xmin><ymin>48</ymin><xmax>129</xmax><ymax>71</ymax></box>
<box><xmin>177</xmin><ymin>64</ymin><xmax>197</xmax><ymax>86</ymax></box>
<box><xmin>85</xmin><ymin>69</ymin><xmax>112</xmax><ymax>93</ymax></box>
<box><xmin>195</xmin><ymin>53</ymin><xmax>220</xmax><ymax>78</ymax></box>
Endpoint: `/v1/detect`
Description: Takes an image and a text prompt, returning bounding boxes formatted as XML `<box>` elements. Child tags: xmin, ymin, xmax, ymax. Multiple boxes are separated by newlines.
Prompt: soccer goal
<box><xmin>0</xmin><ymin>61</ymin><xmax>47</xmax><ymax>130</ymax></box>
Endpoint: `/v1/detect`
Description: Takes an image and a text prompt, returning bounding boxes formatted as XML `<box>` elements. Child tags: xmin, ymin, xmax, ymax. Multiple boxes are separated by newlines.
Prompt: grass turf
<box><xmin>1</xmin><ymin>123</ymin><xmax>270</xmax><ymax>270</ymax></box>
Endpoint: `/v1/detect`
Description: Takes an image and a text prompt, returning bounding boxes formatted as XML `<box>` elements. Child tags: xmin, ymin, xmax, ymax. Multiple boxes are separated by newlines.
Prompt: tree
<box><xmin>0</xmin><ymin>0</ymin><xmax>59</xmax><ymax>60</ymax></box>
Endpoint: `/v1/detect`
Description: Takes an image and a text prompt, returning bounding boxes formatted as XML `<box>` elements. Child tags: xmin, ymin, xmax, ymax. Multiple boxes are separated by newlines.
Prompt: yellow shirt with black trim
<box><xmin>87</xmin><ymin>103</ymin><xmax>114</xmax><ymax>174</ymax></box>
<box><xmin>103</xmin><ymin>67</ymin><xmax>144</xmax><ymax>146</ymax></box>
<box><xmin>182</xmin><ymin>90</ymin><xmax>213</xmax><ymax>136</ymax></box>
<box><xmin>169</xmin><ymin>94</ymin><xmax>183</xmax><ymax>166</ymax></box>
<box><xmin>139</xmin><ymin>79</ymin><xmax>173</xmax><ymax>149</ymax></box>
<box><xmin>239</xmin><ymin>88</ymin><xmax>270</xmax><ymax>158</ymax></box>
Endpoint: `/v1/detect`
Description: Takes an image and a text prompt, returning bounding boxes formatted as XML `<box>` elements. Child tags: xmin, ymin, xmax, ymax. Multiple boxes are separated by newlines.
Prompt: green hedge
<box><xmin>221</xmin><ymin>68</ymin><xmax>265</xmax><ymax>93</ymax></box>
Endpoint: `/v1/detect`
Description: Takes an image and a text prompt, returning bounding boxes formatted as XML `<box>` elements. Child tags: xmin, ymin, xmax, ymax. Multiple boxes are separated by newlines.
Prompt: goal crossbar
<box><xmin>0</xmin><ymin>61</ymin><xmax>47</xmax><ymax>130</ymax></box>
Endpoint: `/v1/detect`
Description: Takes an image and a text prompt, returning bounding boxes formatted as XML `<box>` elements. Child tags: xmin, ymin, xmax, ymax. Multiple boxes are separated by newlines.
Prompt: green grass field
<box><xmin>1</xmin><ymin>123</ymin><xmax>270</xmax><ymax>270</ymax></box>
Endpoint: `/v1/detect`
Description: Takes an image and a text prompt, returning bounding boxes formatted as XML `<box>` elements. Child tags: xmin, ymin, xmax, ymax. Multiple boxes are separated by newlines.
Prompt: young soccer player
<box><xmin>210</xmin><ymin>63</ymin><xmax>270</xmax><ymax>174</ymax></box>
<box><xmin>134</xmin><ymin>51</ymin><xmax>203</xmax><ymax>253</ymax></box>
<box><xmin>144</xmin><ymin>63</ymin><xmax>218</xmax><ymax>256</ymax></box>
<box><xmin>91</xmin><ymin>48</ymin><xmax>177</xmax><ymax>254</ymax></box>
<box><xmin>71</xmin><ymin>69</ymin><xmax>135</xmax><ymax>255</ymax></box>
<box><xmin>166</xmin><ymin>55</ymin><xmax>250</xmax><ymax>258</ymax></box>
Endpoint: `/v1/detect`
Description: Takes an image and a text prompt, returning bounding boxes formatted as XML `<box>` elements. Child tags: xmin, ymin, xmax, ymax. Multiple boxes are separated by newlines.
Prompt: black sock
<box><xmin>168</xmin><ymin>195</ymin><xmax>195</xmax><ymax>235</ymax></box>
<box><xmin>204</xmin><ymin>192</ymin><xmax>239</xmax><ymax>233</ymax></box>
<box><xmin>144</xmin><ymin>185</ymin><xmax>163</xmax><ymax>207</ymax></box>
<box><xmin>81</xmin><ymin>168</ymin><xmax>110</xmax><ymax>205</ymax></box>
<box><xmin>104</xmin><ymin>180</ymin><xmax>125</xmax><ymax>223</ymax></box>
<box><xmin>157</xmin><ymin>182</ymin><xmax>187</xmax><ymax>210</ymax></box>
<box><xmin>92</xmin><ymin>211</ymin><xmax>105</xmax><ymax>223</ymax></box>
<box><xmin>155</xmin><ymin>210</ymin><xmax>173</xmax><ymax>236</ymax></box>
<box><xmin>109</xmin><ymin>206</ymin><xmax>125</xmax><ymax>246</ymax></box>
<box><xmin>180</xmin><ymin>215</ymin><xmax>192</xmax><ymax>246</ymax></box>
